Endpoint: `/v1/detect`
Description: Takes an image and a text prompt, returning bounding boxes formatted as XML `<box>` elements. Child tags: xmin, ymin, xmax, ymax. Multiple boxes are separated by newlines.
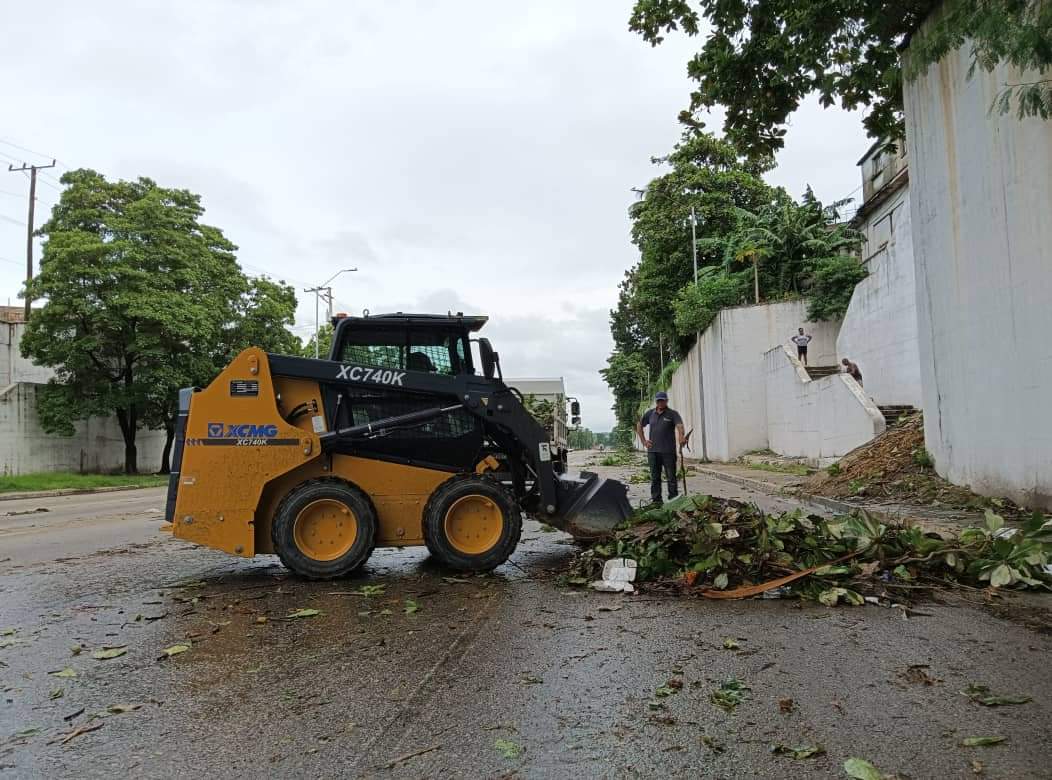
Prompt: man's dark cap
<box><xmin>655</xmin><ymin>391</ymin><xmax>669</xmax><ymax>401</ymax></box>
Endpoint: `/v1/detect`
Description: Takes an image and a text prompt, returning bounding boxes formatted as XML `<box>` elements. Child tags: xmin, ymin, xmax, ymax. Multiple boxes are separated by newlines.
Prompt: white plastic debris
<box><xmin>591</xmin><ymin>558</ymin><xmax>637</xmax><ymax>593</ymax></box>
<box><xmin>993</xmin><ymin>527</ymin><xmax>1020</xmax><ymax>539</ymax></box>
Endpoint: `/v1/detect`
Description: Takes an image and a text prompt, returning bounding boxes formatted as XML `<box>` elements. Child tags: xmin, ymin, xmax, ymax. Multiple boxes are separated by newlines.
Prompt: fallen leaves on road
<box><xmin>354</xmin><ymin>585</ymin><xmax>386</xmax><ymax>597</ymax></box>
<box><xmin>710</xmin><ymin>678</ymin><xmax>749</xmax><ymax>711</ymax></box>
<box><xmin>286</xmin><ymin>608</ymin><xmax>322</xmax><ymax>619</ymax></box>
<box><xmin>159</xmin><ymin>644</ymin><xmax>191</xmax><ymax>658</ymax></box>
<box><xmin>50</xmin><ymin>667</ymin><xmax>76</xmax><ymax>678</ymax></box>
<box><xmin>404</xmin><ymin>599</ymin><xmax>421</xmax><ymax>615</ymax></box>
<box><xmin>571</xmin><ymin>493</ymin><xmax>1052</xmax><ymax>600</ymax></box>
<box><xmin>962</xmin><ymin>684</ymin><xmax>1031</xmax><ymax>707</ymax></box>
<box><xmin>771</xmin><ymin>743</ymin><xmax>825</xmax><ymax>759</ymax></box>
<box><xmin>49</xmin><ymin>688</ymin><xmax>64</xmax><ymax>700</ymax></box>
<box><xmin>519</xmin><ymin>674</ymin><xmax>543</xmax><ymax>685</ymax></box>
<box><xmin>843</xmin><ymin>757</ymin><xmax>883</xmax><ymax>779</ymax></box>
<box><xmin>494</xmin><ymin>738</ymin><xmax>522</xmax><ymax>760</ymax></box>
<box><xmin>91</xmin><ymin>646</ymin><xmax>127</xmax><ymax>660</ymax></box>
<box><xmin>961</xmin><ymin>736</ymin><xmax>1007</xmax><ymax>747</ymax></box>
<box><xmin>779</xmin><ymin>698</ymin><xmax>795</xmax><ymax>713</ymax></box>
<box><xmin>722</xmin><ymin>638</ymin><xmax>740</xmax><ymax>650</ymax></box>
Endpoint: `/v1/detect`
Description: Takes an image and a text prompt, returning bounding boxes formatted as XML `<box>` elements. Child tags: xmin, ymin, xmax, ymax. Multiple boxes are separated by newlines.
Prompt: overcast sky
<box><xmin>0</xmin><ymin>1</ymin><xmax>867</xmax><ymax>431</ymax></box>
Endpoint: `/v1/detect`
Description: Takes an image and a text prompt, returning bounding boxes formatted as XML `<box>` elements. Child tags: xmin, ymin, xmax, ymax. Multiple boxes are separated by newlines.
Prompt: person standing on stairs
<box><xmin>636</xmin><ymin>391</ymin><xmax>686</xmax><ymax>506</ymax></box>
<box><xmin>791</xmin><ymin>327</ymin><xmax>812</xmax><ymax>365</ymax></box>
<box><xmin>841</xmin><ymin>357</ymin><xmax>863</xmax><ymax>387</ymax></box>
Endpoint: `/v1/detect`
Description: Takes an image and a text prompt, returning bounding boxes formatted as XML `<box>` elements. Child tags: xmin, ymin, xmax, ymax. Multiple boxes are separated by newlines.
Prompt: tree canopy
<box><xmin>21</xmin><ymin>169</ymin><xmax>299</xmax><ymax>473</ymax></box>
<box><xmin>602</xmin><ymin>131</ymin><xmax>862</xmax><ymax>434</ymax></box>
<box><xmin>629</xmin><ymin>0</ymin><xmax>1052</xmax><ymax>158</ymax></box>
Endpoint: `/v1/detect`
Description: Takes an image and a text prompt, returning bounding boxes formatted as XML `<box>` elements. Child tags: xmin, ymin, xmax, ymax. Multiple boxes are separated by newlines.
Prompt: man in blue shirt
<box><xmin>635</xmin><ymin>391</ymin><xmax>686</xmax><ymax>506</ymax></box>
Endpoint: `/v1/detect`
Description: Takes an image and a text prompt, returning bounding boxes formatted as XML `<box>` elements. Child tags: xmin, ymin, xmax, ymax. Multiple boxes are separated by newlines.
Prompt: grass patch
<box><xmin>746</xmin><ymin>462</ymin><xmax>813</xmax><ymax>477</ymax></box>
<box><xmin>0</xmin><ymin>472</ymin><xmax>168</xmax><ymax>494</ymax></box>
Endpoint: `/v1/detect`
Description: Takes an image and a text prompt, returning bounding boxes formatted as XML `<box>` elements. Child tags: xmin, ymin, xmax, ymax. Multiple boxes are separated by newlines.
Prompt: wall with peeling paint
<box><xmin>904</xmin><ymin>35</ymin><xmax>1052</xmax><ymax>509</ymax></box>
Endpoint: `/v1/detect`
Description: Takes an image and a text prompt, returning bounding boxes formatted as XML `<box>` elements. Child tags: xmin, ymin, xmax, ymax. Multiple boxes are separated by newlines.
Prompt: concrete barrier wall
<box><xmin>1</xmin><ymin>322</ymin><xmax>53</xmax><ymax>387</ymax></box>
<box><xmin>765</xmin><ymin>345</ymin><xmax>886</xmax><ymax>465</ymax></box>
<box><xmin>836</xmin><ymin>190</ymin><xmax>923</xmax><ymax>407</ymax></box>
<box><xmin>666</xmin><ymin>299</ymin><xmax>840</xmax><ymax>461</ymax></box>
<box><xmin>0</xmin><ymin>383</ymin><xmax>166</xmax><ymax>475</ymax></box>
<box><xmin>904</xmin><ymin>31</ymin><xmax>1052</xmax><ymax>509</ymax></box>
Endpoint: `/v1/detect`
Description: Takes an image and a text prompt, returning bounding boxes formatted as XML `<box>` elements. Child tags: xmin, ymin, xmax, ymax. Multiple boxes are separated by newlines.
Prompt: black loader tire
<box><xmin>271</xmin><ymin>479</ymin><xmax>377</xmax><ymax>579</ymax></box>
<box><xmin>423</xmin><ymin>475</ymin><xmax>522</xmax><ymax>572</ymax></box>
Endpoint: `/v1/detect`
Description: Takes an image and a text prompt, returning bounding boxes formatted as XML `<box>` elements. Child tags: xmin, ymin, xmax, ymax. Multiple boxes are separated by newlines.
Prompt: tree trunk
<box><xmin>159</xmin><ymin>422</ymin><xmax>175</xmax><ymax>474</ymax></box>
<box><xmin>114</xmin><ymin>408</ymin><xmax>138</xmax><ymax>475</ymax></box>
<box><xmin>753</xmin><ymin>260</ymin><xmax>760</xmax><ymax>303</ymax></box>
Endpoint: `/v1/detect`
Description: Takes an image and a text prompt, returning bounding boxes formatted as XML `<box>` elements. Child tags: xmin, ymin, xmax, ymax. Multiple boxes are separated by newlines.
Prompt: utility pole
<box><xmin>305</xmin><ymin>267</ymin><xmax>356</xmax><ymax>358</ymax></box>
<box><xmin>690</xmin><ymin>205</ymin><xmax>709</xmax><ymax>461</ymax></box>
<box><xmin>7</xmin><ymin>159</ymin><xmax>56</xmax><ymax>321</ymax></box>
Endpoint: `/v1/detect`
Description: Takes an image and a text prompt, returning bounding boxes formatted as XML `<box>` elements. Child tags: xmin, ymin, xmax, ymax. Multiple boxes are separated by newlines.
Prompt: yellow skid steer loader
<box><xmin>165</xmin><ymin>312</ymin><xmax>631</xmax><ymax>578</ymax></box>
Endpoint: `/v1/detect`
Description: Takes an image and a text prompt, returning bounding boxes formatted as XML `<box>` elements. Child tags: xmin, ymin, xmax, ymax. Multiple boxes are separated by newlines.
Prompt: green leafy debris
<box><xmin>403</xmin><ymin>600</ymin><xmax>420</xmax><ymax>615</ymax></box>
<box><xmin>962</xmin><ymin>736</ymin><xmax>1007</xmax><ymax>747</ymax></box>
<box><xmin>843</xmin><ymin>757</ymin><xmax>883</xmax><ymax>780</ymax></box>
<box><xmin>50</xmin><ymin>667</ymin><xmax>76</xmax><ymax>679</ymax></box>
<box><xmin>772</xmin><ymin>743</ymin><xmax>825</xmax><ymax>759</ymax></box>
<box><xmin>160</xmin><ymin>644</ymin><xmax>191</xmax><ymax>658</ymax></box>
<box><xmin>354</xmin><ymin>585</ymin><xmax>386</xmax><ymax>597</ymax></box>
<box><xmin>494</xmin><ymin>738</ymin><xmax>522</xmax><ymax>760</ymax></box>
<box><xmin>91</xmin><ymin>646</ymin><xmax>127</xmax><ymax>660</ymax></box>
<box><xmin>710</xmin><ymin>678</ymin><xmax>749</xmax><ymax>711</ymax></box>
<box><xmin>570</xmin><ymin>495</ymin><xmax>1052</xmax><ymax>599</ymax></box>
<box><xmin>286</xmin><ymin>608</ymin><xmax>322</xmax><ymax>619</ymax></box>
<box><xmin>962</xmin><ymin>684</ymin><xmax>1031</xmax><ymax>707</ymax></box>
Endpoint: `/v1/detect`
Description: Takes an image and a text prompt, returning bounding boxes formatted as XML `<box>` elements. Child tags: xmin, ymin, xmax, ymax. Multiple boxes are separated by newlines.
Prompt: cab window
<box><xmin>338</xmin><ymin>329</ymin><xmax>404</xmax><ymax>369</ymax></box>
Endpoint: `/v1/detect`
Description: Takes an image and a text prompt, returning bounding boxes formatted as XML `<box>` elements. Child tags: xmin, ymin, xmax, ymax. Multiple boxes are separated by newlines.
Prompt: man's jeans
<box><xmin>648</xmin><ymin>450</ymin><xmax>678</xmax><ymax>505</ymax></box>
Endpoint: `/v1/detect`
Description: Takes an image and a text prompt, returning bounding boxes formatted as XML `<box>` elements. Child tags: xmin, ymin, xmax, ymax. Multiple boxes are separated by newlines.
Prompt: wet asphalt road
<box><xmin>1</xmin><ymin>453</ymin><xmax>1051</xmax><ymax>779</ymax></box>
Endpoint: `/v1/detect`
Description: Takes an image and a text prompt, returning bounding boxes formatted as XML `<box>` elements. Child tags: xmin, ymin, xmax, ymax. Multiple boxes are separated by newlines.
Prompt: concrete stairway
<box><xmin>878</xmin><ymin>405</ymin><xmax>916</xmax><ymax>427</ymax></box>
<box><xmin>805</xmin><ymin>365</ymin><xmax>840</xmax><ymax>380</ymax></box>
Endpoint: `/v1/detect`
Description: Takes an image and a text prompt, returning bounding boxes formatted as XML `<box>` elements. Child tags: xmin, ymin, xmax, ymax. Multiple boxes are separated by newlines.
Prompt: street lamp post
<box><xmin>305</xmin><ymin>268</ymin><xmax>357</xmax><ymax>359</ymax></box>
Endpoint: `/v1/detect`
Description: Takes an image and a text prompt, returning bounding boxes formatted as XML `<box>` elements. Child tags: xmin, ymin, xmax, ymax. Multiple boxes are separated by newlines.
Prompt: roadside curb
<box><xmin>0</xmin><ymin>484</ymin><xmax>165</xmax><ymax>502</ymax></box>
<box><xmin>689</xmin><ymin>464</ymin><xmax>894</xmax><ymax>520</ymax></box>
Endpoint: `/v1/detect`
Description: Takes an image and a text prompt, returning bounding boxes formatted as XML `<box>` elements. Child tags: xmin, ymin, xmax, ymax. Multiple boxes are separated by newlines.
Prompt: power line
<box><xmin>0</xmin><ymin>138</ymin><xmax>66</xmax><ymax>167</ymax></box>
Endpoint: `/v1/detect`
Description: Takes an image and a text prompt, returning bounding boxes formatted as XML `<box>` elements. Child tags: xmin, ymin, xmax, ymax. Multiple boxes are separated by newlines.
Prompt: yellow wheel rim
<box><xmin>293</xmin><ymin>499</ymin><xmax>358</xmax><ymax>562</ymax></box>
<box><xmin>443</xmin><ymin>494</ymin><xmax>503</xmax><ymax>555</ymax></box>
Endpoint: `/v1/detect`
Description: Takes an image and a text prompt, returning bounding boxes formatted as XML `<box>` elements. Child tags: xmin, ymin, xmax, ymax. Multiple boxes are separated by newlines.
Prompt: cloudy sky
<box><xmin>0</xmin><ymin>1</ymin><xmax>867</xmax><ymax>430</ymax></box>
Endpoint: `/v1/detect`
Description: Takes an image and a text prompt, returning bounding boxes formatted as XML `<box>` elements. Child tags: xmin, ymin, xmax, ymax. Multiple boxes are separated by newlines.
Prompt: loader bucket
<box><xmin>549</xmin><ymin>471</ymin><xmax>633</xmax><ymax>541</ymax></box>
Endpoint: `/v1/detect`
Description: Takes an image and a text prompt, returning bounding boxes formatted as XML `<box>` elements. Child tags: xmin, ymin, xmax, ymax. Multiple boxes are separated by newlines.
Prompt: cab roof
<box><xmin>332</xmin><ymin>312</ymin><xmax>488</xmax><ymax>332</ymax></box>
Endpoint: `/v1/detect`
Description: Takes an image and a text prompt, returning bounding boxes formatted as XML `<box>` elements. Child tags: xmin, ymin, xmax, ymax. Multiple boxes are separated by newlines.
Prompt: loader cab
<box><xmin>324</xmin><ymin>312</ymin><xmax>489</xmax><ymax>471</ymax></box>
<box><xmin>329</xmin><ymin>312</ymin><xmax>486</xmax><ymax>376</ymax></box>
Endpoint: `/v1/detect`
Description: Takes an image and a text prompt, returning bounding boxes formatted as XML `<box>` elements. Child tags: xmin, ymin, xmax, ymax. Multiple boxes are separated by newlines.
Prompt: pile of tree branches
<box><xmin>571</xmin><ymin>495</ymin><xmax>1052</xmax><ymax>604</ymax></box>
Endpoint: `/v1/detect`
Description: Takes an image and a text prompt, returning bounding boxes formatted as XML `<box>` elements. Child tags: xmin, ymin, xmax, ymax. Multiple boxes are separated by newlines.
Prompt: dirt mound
<box><xmin>805</xmin><ymin>413</ymin><xmax>1014</xmax><ymax>512</ymax></box>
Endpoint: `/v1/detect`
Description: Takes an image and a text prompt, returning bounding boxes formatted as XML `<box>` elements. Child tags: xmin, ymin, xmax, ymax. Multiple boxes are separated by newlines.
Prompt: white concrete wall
<box><xmin>765</xmin><ymin>346</ymin><xmax>886</xmax><ymax>465</ymax></box>
<box><xmin>0</xmin><ymin>383</ymin><xmax>166</xmax><ymax>475</ymax></box>
<box><xmin>0</xmin><ymin>322</ymin><xmax>53</xmax><ymax>387</ymax></box>
<box><xmin>666</xmin><ymin>299</ymin><xmax>840</xmax><ymax>461</ymax></box>
<box><xmin>837</xmin><ymin>186</ymin><xmax>923</xmax><ymax>407</ymax></box>
<box><xmin>904</xmin><ymin>32</ymin><xmax>1052</xmax><ymax>509</ymax></box>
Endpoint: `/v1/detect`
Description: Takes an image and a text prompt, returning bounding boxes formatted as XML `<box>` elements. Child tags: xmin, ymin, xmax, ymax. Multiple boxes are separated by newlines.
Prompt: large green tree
<box><xmin>629</xmin><ymin>0</ymin><xmax>1052</xmax><ymax>158</ymax></box>
<box><xmin>22</xmin><ymin>170</ymin><xmax>298</xmax><ymax>473</ymax></box>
